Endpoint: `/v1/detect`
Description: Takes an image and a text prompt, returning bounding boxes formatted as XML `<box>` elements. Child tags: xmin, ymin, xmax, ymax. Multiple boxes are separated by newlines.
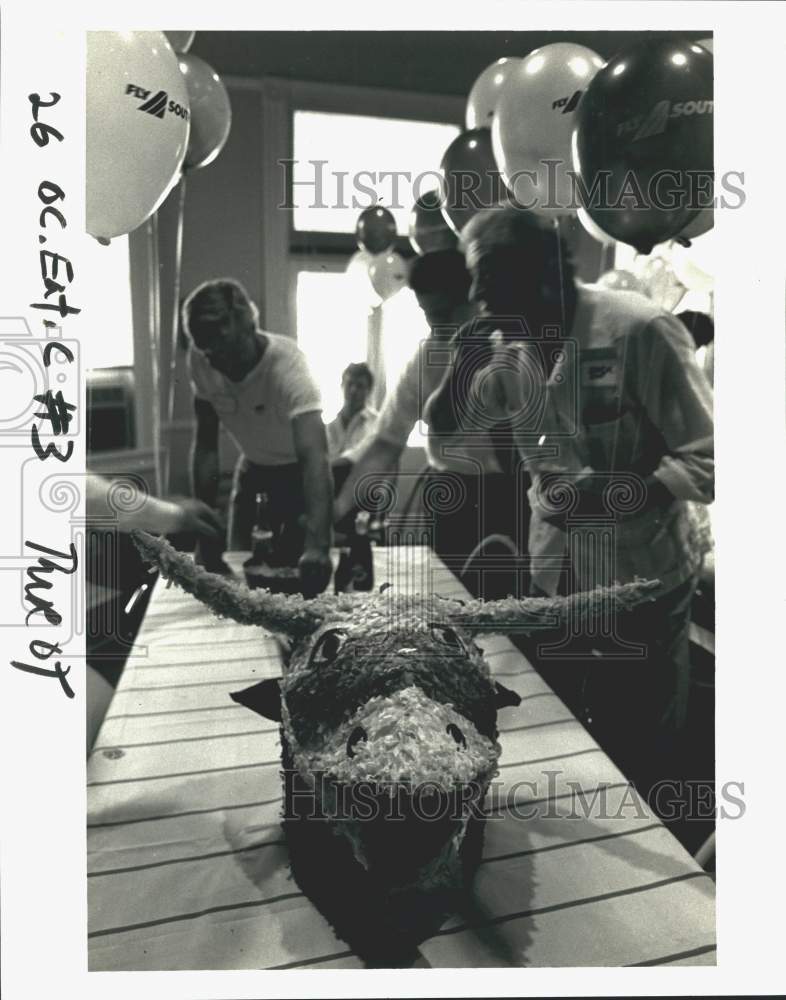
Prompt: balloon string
<box><xmin>164</xmin><ymin>173</ymin><xmax>188</xmax><ymax>493</ymax></box>
<box><xmin>553</xmin><ymin>216</ymin><xmax>567</xmax><ymax>336</ymax></box>
<box><xmin>147</xmin><ymin>213</ymin><xmax>163</xmax><ymax>498</ymax></box>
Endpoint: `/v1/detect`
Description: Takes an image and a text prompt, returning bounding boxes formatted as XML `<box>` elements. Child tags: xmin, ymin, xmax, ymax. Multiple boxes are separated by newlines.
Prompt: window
<box><xmin>83</xmin><ymin>235</ymin><xmax>134</xmax><ymax>370</ymax></box>
<box><xmin>292</xmin><ymin>110</ymin><xmax>459</xmax><ymax>235</ymax></box>
<box><xmin>294</xmin><ymin>264</ymin><xmax>371</xmax><ymax>419</ymax></box>
<box><xmin>290</xmin><ymin>109</ymin><xmax>459</xmax><ymax>427</ymax></box>
<box><xmin>85</xmin><ymin>234</ymin><xmax>136</xmax><ymax>454</ymax></box>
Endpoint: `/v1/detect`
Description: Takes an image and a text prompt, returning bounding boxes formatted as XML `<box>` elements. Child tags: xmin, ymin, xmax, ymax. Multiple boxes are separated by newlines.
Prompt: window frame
<box><xmin>223</xmin><ymin>73</ymin><xmax>464</xmax><ymax>337</ymax></box>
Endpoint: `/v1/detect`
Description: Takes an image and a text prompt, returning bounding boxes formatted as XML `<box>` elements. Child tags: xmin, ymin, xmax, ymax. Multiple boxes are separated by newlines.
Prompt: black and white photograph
<box><xmin>0</xmin><ymin>2</ymin><xmax>784</xmax><ymax>995</ymax></box>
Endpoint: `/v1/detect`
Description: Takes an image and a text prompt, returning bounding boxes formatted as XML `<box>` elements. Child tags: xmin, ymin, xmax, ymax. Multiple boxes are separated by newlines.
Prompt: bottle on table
<box><xmin>349</xmin><ymin>510</ymin><xmax>374</xmax><ymax>592</ymax></box>
<box><xmin>244</xmin><ymin>492</ymin><xmax>275</xmax><ymax>568</ymax></box>
<box><xmin>334</xmin><ymin>511</ymin><xmax>374</xmax><ymax>593</ymax></box>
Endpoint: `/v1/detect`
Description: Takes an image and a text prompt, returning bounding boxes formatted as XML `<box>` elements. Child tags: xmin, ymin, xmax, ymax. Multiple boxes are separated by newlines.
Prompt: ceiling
<box><xmin>191</xmin><ymin>30</ymin><xmax>711</xmax><ymax>97</ymax></box>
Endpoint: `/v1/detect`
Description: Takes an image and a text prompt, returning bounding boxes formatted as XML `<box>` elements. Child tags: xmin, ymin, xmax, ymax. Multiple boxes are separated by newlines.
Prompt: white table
<box><xmin>87</xmin><ymin>547</ymin><xmax>716</xmax><ymax>970</ymax></box>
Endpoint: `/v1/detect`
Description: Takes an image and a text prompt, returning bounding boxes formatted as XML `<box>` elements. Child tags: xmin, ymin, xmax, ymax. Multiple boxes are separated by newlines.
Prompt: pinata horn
<box><xmin>439</xmin><ymin>579</ymin><xmax>662</xmax><ymax>636</ymax></box>
<box><xmin>130</xmin><ymin>531</ymin><xmax>355</xmax><ymax>639</ymax></box>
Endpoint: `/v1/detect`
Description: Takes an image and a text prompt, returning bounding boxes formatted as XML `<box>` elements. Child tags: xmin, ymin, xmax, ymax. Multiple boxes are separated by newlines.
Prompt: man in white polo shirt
<box><xmin>182</xmin><ymin>279</ymin><xmax>333</xmax><ymax>596</ymax></box>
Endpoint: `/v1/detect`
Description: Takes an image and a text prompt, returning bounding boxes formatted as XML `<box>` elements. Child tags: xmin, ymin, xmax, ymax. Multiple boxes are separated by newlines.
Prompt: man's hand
<box><xmin>298</xmin><ymin>548</ymin><xmax>333</xmax><ymax>598</ymax></box>
<box><xmin>169</xmin><ymin>498</ymin><xmax>225</xmax><ymax>538</ymax></box>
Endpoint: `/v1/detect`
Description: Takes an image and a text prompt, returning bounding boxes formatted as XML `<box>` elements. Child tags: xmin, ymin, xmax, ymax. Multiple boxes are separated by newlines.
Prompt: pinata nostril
<box><xmin>347</xmin><ymin>725</ymin><xmax>368</xmax><ymax>758</ymax></box>
<box><xmin>446</xmin><ymin>723</ymin><xmax>467</xmax><ymax>748</ymax></box>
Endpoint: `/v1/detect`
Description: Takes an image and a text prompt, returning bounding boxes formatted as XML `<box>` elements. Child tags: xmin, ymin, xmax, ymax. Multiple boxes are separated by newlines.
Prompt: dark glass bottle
<box><xmin>244</xmin><ymin>492</ymin><xmax>275</xmax><ymax>567</ymax></box>
<box><xmin>348</xmin><ymin>511</ymin><xmax>374</xmax><ymax>591</ymax></box>
<box><xmin>334</xmin><ymin>545</ymin><xmax>353</xmax><ymax>594</ymax></box>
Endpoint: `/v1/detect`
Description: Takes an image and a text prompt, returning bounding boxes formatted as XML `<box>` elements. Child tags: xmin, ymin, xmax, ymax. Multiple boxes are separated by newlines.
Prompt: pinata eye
<box><xmin>429</xmin><ymin>624</ymin><xmax>465</xmax><ymax>651</ymax></box>
<box><xmin>347</xmin><ymin>726</ymin><xmax>368</xmax><ymax>758</ymax></box>
<box><xmin>309</xmin><ymin>628</ymin><xmax>347</xmax><ymax>667</ymax></box>
<box><xmin>446</xmin><ymin>723</ymin><xmax>467</xmax><ymax>749</ymax></box>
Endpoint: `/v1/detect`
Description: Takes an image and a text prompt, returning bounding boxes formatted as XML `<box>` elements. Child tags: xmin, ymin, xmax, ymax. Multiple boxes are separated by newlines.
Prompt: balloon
<box><xmin>87</xmin><ymin>32</ymin><xmax>190</xmax><ymax>240</ymax></box>
<box><xmin>578</xmin><ymin>206</ymin><xmax>615</xmax><ymax>245</ymax></box>
<box><xmin>408</xmin><ymin>189</ymin><xmax>457</xmax><ymax>254</ymax></box>
<box><xmin>597</xmin><ymin>269</ymin><xmax>648</xmax><ymax>295</ymax></box>
<box><xmin>677</xmin><ymin>205</ymin><xmax>713</xmax><ymax>241</ymax></box>
<box><xmin>440</xmin><ymin>128</ymin><xmax>508</xmax><ymax>234</ymax></box>
<box><xmin>345</xmin><ymin>249</ymin><xmax>378</xmax><ymax>306</ymax></box>
<box><xmin>356</xmin><ymin>206</ymin><xmax>397</xmax><ymax>254</ymax></box>
<box><xmin>573</xmin><ymin>37</ymin><xmax>713</xmax><ymax>254</ymax></box>
<box><xmin>465</xmin><ymin>57</ymin><xmax>522</xmax><ymax>130</ymax></box>
<box><xmin>369</xmin><ymin>251</ymin><xmax>408</xmax><ymax>302</ymax></box>
<box><xmin>640</xmin><ymin>255</ymin><xmax>686</xmax><ymax>311</ymax></box>
<box><xmin>165</xmin><ymin>31</ymin><xmax>196</xmax><ymax>53</ymax></box>
<box><xmin>492</xmin><ymin>43</ymin><xmax>605</xmax><ymax>218</ymax></box>
<box><xmin>672</xmin><ymin>39</ymin><xmax>715</xmax><ymax>241</ymax></box>
<box><xmin>178</xmin><ymin>54</ymin><xmax>232</xmax><ymax>170</ymax></box>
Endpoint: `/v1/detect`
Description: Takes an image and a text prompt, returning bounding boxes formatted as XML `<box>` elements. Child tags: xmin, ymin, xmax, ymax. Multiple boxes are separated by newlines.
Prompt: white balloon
<box><xmin>492</xmin><ymin>43</ymin><xmax>605</xmax><ymax>217</ymax></box>
<box><xmin>369</xmin><ymin>252</ymin><xmax>408</xmax><ymax>303</ymax></box>
<box><xmin>87</xmin><ymin>32</ymin><xmax>190</xmax><ymax>239</ymax></box>
<box><xmin>344</xmin><ymin>249</ymin><xmax>378</xmax><ymax>309</ymax></box>
<box><xmin>465</xmin><ymin>57</ymin><xmax>522</xmax><ymax>131</ymax></box>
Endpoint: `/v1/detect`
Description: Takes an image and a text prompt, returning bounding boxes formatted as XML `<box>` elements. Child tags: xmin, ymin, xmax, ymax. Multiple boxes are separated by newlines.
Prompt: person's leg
<box><xmin>264</xmin><ymin>463</ymin><xmax>307</xmax><ymax>565</ymax></box>
<box><xmin>226</xmin><ymin>456</ymin><xmax>258</xmax><ymax>551</ymax></box>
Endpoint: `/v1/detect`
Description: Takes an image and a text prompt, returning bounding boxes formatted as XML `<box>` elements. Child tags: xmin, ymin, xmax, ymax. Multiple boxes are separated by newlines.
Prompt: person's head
<box><xmin>676</xmin><ymin>310</ymin><xmax>714</xmax><ymax>350</ymax></box>
<box><xmin>341</xmin><ymin>362</ymin><xmax>374</xmax><ymax>415</ymax></box>
<box><xmin>182</xmin><ymin>279</ymin><xmax>260</xmax><ymax>380</ymax></box>
<box><xmin>408</xmin><ymin>249</ymin><xmax>474</xmax><ymax>331</ymax></box>
<box><xmin>459</xmin><ymin>206</ymin><xmax>577</xmax><ymax>332</ymax></box>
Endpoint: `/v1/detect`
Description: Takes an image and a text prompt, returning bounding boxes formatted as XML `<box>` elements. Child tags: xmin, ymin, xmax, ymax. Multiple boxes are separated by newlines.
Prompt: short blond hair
<box><xmin>182</xmin><ymin>278</ymin><xmax>259</xmax><ymax>340</ymax></box>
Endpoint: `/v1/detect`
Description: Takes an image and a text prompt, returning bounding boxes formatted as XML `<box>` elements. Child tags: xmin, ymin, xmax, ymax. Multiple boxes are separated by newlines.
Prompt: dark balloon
<box><xmin>356</xmin><ymin>206</ymin><xmax>397</xmax><ymax>254</ymax></box>
<box><xmin>179</xmin><ymin>54</ymin><xmax>232</xmax><ymax>171</ymax></box>
<box><xmin>440</xmin><ymin>128</ymin><xmax>508</xmax><ymax>234</ymax></box>
<box><xmin>408</xmin><ymin>189</ymin><xmax>457</xmax><ymax>254</ymax></box>
<box><xmin>572</xmin><ymin>38</ymin><xmax>713</xmax><ymax>253</ymax></box>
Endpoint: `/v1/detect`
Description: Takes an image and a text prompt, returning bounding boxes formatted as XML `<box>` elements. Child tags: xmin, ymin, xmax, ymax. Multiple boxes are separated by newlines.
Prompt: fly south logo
<box><xmin>138</xmin><ymin>90</ymin><xmax>168</xmax><ymax>118</ymax></box>
<box><xmin>552</xmin><ymin>90</ymin><xmax>583</xmax><ymax>114</ymax></box>
<box><xmin>616</xmin><ymin>98</ymin><xmax>713</xmax><ymax>140</ymax></box>
<box><xmin>125</xmin><ymin>84</ymin><xmax>190</xmax><ymax>122</ymax></box>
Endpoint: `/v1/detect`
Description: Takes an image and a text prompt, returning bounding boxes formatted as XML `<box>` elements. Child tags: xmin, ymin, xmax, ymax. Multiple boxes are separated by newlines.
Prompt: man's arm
<box><xmin>292</xmin><ymin>411</ymin><xmax>333</xmax><ymax>594</ymax></box>
<box><xmin>567</xmin><ymin>317</ymin><xmax>714</xmax><ymax>519</ymax></box>
<box><xmin>639</xmin><ymin>317</ymin><xmax>714</xmax><ymax>506</ymax></box>
<box><xmin>191</xmin><ymin>396</ymin><xmax>220</xmax><ymax>507</ymax></box>
<box><xmin>86</xmin><ymin>474</ymin><xmax>224</xmax><ymax>537</ymax></box>
<box><xmin>423</xmin><ymin>325</ymin><xmax>498</xmax><ymax>435</ymax></box>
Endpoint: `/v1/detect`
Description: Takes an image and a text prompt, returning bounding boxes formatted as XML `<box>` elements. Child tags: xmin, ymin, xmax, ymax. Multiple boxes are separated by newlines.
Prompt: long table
<box><xmin>87</xmin><ymin>546</ymin><xmax>716</xmax><ymax>970</ymax></box>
